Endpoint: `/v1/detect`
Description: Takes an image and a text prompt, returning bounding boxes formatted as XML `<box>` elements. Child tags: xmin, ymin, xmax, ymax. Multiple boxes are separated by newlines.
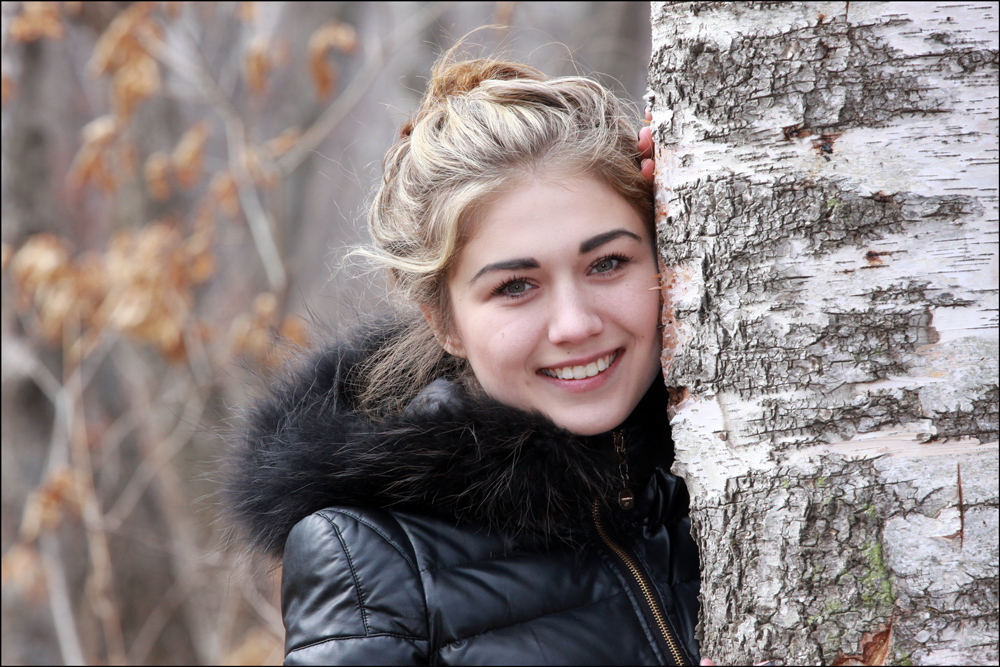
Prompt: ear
<box><xmin>420</xmin><ymin>305</ymin><xmax>467</xmax><ymax>358</ymax></box>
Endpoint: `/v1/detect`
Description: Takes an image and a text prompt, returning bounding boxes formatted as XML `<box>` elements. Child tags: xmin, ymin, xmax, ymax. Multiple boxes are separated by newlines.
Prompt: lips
<box><xmin>539</xmin><ymin>350</ymin><xmax>618</xmax><ymax>380</ymax></box>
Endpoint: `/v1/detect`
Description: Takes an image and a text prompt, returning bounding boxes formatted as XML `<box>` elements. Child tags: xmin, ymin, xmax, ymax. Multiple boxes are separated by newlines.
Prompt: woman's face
<box><xmin>442</xmin><ymin>174</ymin><xmax>662</xmax><ymax>436</ymax></box>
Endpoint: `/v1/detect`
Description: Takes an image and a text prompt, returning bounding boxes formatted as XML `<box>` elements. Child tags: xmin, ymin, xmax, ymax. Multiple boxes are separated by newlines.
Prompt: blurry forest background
<box><xmin>0</xmin><ymin>2</ymin><xmax>653</xmax><ymax>664</ymax></box>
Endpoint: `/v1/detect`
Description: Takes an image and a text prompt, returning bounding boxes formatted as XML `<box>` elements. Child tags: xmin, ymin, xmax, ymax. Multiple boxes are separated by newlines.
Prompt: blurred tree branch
<box><xmin>278</xmin><ymin>2</ymin><xmax>452</xmax><ymax>175</ymax></box>
<box><xmin>2</xmin><ymin>3</ymin><xmax>653</xmax><ymax>665</ymax></box>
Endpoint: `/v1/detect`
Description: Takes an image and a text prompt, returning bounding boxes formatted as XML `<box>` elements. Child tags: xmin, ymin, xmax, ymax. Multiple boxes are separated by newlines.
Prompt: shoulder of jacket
<box><xmin>286</xmin><ymin>506</ymin><xmax>421</xmax><ymax>576</ymax></box>
<box><xmin>281</xmin><ymin>506</ymin><xmax>432</xmax><ymax>662</ymax></box>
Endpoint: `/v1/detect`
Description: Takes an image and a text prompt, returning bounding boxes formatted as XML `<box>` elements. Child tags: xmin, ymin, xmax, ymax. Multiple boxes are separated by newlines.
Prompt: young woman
<box><xmin>224</xmin><ymin>56</ymin><xmax>700</xmax><ymax>665</ymax></box>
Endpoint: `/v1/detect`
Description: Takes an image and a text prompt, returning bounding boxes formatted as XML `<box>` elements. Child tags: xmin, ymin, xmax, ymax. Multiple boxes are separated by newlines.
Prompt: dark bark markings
<box><xmin>651</xmin><ymin>2</ymin><xmax>999</xmax><ymax>664</ymax></box>
<box><xmin>650</xmin><ymin>9</ymin><xmax>996</xmax><ymax>145</ymax></box>
<box><xmin>658</xmin><ymin>175</ymin><xmax>991</xmax><ymax>445</ymax></box>
<box><xmin>695</xmin><ymin>450</ymin><xmax>1000</xmax><ymax>665</ymax></box>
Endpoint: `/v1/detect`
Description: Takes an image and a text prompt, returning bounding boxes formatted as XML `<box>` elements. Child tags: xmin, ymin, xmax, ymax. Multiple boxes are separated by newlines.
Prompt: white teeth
<box><xmin>543</xmin><ymin>351</ymin><xmax>617</xmax><ymax>380</ymax></box>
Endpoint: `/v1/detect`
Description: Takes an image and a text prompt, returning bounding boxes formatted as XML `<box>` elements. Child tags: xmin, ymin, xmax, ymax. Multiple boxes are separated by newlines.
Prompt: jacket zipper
<box><xmin>595</xmin><ymin>430</ymin><xmax>688</xmax><ymax>666</ymax></box>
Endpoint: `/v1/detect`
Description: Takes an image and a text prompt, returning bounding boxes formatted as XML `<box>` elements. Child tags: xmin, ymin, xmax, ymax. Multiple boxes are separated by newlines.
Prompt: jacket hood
<box><xmin>222</xmin><ymin>319</ymin><xmax>672</xmax><ymax>558</ymax></box>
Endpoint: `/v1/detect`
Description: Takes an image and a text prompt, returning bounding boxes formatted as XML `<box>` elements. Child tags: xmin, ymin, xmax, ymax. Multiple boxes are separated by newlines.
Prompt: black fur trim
<box><xmin>221</xmin><ymin>321</ymin><xmax>619</xmax><ymax>558</ymax></box>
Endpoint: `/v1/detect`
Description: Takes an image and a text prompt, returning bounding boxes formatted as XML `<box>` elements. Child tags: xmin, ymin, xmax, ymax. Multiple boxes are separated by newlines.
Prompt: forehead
<box><xmin>459</xmin><ymin>175</ymin><xmax>648</xmax><ymax>261</ymax></box>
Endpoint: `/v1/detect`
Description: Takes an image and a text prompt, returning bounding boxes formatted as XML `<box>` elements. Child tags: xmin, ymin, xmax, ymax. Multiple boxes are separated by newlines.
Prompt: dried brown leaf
<box><xmin>252</xmin><ymin>292</ymin><xmax>278</xmax><ymax>322</ymax></box>
<box><xmin>307</xmin><ymin>22</ymin><xmax>356</xmax><ymax>100</ymax></box>
<box><xmin>832</xmin><ymin>619</ymin><xmax>895</xmax><ymax>666</ymax></box>
<box><xmin>184</xmin><ymin>222</ymin><xmax>216</xmax><ymax>285</ymax></box>
<box><xmin>88</xmin><ymin>3</ymin><xmax>156</xmax><ymax>78</ymax></box>
<box><xmin>10</xmin><ymin>235</ymin><xmax>108</xmax><ymax>342</ymax></box>
<box><xmin>172</xmin><ymin>121</ymin><xmax>210</xmax><ymax>188</ymax></box>
<box><xmin>81</xmin><ymin>115</ymin><xmax>119</xmax><ymax>147</ymax></box>
<box><xmin>0</xmin><ymin>543</ymin><xmax>47</xmax><ymax>602</ymax></box>
<box><xmin>134</xmin><ymin>222</ymin><xmax>184</xmax><ymax>280</ymax></box>
<box><xmin>99</xmin><ymin>220</ymin><xmax>196</xmax><ymax>360</ymax></box>
<box><xmin>10</xmin><ymin>2</ymin><xmax>65</xmax><ymax>42</ymax></box>
<box><xmin>316</xmin><ymin>21</ymin><xmax>358</xmax><ymax>55</ymax></box>
<box><xmin>153</xmin><ymin>312</ymin><xmax>186</xmax><ymax>362</ymax></box>
<box><xmin>229</xmin><ymin>313</ymin><xmax>265</xmax><ymax>360</ymax></box>
<box><xmin>861</xmin><ymin>621</ymin><xmax>894</xmax><ymax>666</ymax></box>
<box><xmin>67</xmin><ymin>146</ymin><xmax>114</xmax><ymax>192</ymax></box>
<box><xmin>10</xmin><ymin>234</ymin><xmax>73</xmax><ymax>297</ymax></box>
<box><xmin>20</xmin><ymin>469</ymin><xmax>82</xmax><ymax>542</ymax></box>
<box><xmin>309</xmin><ymin>50</ymin><xmax>337</xmax><ymax>101</ymax></box>
<box><xmin>245</xmin><ymin>35</ymin><xmax>270</xmax><ymax>96</ymax></box>
<box><xmin>236</xmin><ymin>1</ymin><xmax>257</xmax><ymax>23</ymax></box>
<box><xmin>111</xmin><ymin>53</ymin><xmax>160</xmax><ymax>122</ymax></box>
<box><xmin>69</xmin><ymin>116</ymin><xmax>120</xmax><ymax>192</ymax></box>
<box><xmin>106</xmin><ymin>286</ymin><xmax>153</xmax><ymax>331</ymax></box>
<box><xmin>209</xmin><ymin>171</ymin><xmax>240</xmax><ymax>218</ymax></box>
<box><xmin>10</xmin><ymin>218</ymin><xmax>214</xmax><ymax>360</ymax></box>
<box><xmin>144</xmin><ymin>152</ymin><xmax>173</xmax><ymax>200</ymax></box>
<box><xmin>36</xmin><ymin>280</ymin><xmax>78</xmax><ymax>341</ymax></box>
<box><xmin>279</xmin><ymin>315</ymin><xmax>309</xmax><ymax>349</ymax></box>
<box><xmin>1</xmin><ymin>70</ymin><xmax>16</xmax><ymax>108</ymax></box>
<box><xmin>229</xmin><ymin>292</ymin><xmax>283</xmax><ymax>362</ymax></box>
<box><xmin>187</xmin><ymin>251</ymin><xmax>216</xmax><ymax>286</ymax></box>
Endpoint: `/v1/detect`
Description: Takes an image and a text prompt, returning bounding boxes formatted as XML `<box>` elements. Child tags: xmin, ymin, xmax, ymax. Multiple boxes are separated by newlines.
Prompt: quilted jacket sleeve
<box><xmin>281</xmin><ymin>509</ymin><xmax>430</xmax><ymax>665</ymax></box>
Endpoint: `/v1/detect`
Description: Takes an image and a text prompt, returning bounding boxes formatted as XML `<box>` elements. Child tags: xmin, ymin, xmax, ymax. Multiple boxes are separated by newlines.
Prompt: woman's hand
<box><xmin>638</xmin><ymin>108</ymin><xmax>654</xmax><ymax>184</ymax></box>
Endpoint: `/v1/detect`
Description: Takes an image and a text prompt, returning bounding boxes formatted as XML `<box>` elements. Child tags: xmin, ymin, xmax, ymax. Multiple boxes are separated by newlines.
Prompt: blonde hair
<box><xmin>355</xmin><ymin>54</ymin><xmax>652</xmax><ymax>417</ymax></box>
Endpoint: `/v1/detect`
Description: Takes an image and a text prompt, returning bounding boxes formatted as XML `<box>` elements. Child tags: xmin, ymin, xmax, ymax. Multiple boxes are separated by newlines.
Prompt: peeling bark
<box><xmin>649</xmin><ymin>2</ymin><xmax>998</xmax><ymax>665</ymax></box>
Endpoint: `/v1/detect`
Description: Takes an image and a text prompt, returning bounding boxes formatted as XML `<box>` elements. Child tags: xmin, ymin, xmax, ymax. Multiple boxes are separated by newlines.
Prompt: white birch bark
<box><xmin>648</xmin><ymin>3</ymin><xmax>999</xmax><ymax>665</ymax></box>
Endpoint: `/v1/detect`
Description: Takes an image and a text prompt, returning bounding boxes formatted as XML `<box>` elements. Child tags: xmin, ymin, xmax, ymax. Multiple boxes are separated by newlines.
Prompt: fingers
<box><xmin>638</xmin><ymin>125</ymin><xmax>653</xmax><ymax>160</ymax></box>
<box><xmin>700</xmin><ymin>659</ymin><xmax>716</xmax><ymax>666</ymax></box>
<box><xmin>639</xmin><ymin>107</ymin><xmax>655</xmax><ymax>185</ymax></box>
<box><xmin>641</xmin><ymin>158</ymin><xmax>654</xmax><ymax>184</ymax></box>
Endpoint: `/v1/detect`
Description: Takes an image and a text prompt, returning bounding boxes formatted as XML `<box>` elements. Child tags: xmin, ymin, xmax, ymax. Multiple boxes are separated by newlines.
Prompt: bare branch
<box><xmin>126</xmin><ymin>576</ymin><xmax>193</xmax><ymax>665</ymax></box>
<box><xmin>39</xmin><ymin>532</ymin><xmax>87</xmax><ymax>666</ymax></box>
<box><xmin>238</xmin><ymin>571</ymin><xmax>284</xmax><ymax>638</ymax></box>
<box><xmin>277</xmin><ymin>2</ymin><xmax>453</xmax><ymax>175</ymax></box>
<box><xmin>140</xmin><ymin>26</ymin><xmax>288</xmax><ymax>293</ymax></box>
<box><xmin>103</xmin><ymin>383</ymin><xmax>207</xmax><ymax>531</ymax></box>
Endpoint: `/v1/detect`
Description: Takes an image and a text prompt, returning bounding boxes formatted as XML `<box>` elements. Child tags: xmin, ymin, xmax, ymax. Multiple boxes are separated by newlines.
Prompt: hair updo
<box><xmin>355</xmin><ymin>53</ymin><xmax>652</xmax><ymax>417</ymax></box>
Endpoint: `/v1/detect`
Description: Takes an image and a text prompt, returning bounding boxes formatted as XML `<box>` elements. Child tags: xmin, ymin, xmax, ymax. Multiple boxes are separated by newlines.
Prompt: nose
<box><xmin>547</xmin><ymin>284</ymin><xmax>603</xmax><ymax>345</ymax></box>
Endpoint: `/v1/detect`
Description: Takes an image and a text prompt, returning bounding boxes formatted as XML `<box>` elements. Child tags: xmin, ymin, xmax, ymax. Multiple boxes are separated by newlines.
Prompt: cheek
<box><xmin>460</xmin><ymin>309</ymin><xmax>541</xmax><ymax>375</ymax></box>
<box><xmin>605</xmin><ymin>276</ymin><xmax>662</xmax><ymax>337</ymax></box>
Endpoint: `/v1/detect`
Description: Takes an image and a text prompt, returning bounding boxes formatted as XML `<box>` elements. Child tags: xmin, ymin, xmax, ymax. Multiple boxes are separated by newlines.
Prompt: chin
<box><xmin>548</xmin><ymin>407</ymin><xmax>628</xmax><ymax>437</ymax></box>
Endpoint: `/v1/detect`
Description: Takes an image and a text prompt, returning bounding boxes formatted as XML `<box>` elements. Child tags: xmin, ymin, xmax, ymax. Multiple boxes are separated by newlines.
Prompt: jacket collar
<box><xmin>223</xmin><ymin>320</ymin><xmax>674</xmax><ymax>558</ymax></box>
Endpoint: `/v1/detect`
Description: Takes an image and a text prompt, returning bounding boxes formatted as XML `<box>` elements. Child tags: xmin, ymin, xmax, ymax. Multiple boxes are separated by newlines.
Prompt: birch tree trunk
<box><xmin>648</xmin><ymin>3</ymin><xmax>999</xmax><ymax>665</ymax></box>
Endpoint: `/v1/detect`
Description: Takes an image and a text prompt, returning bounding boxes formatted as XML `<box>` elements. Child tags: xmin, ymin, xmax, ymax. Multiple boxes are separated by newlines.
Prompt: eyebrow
<box><xmin>470</xmin><ymin>258</ymin><xmax>540</xmax><ymax>284</ymax></box>
<box><xmin>468</xmin><ymin>229</ymin><xmax>643</xmax><ymax>285</ymax></box>
<box><xmin>579</xmin><ymin>229</ymin><xmax>642</xmax><ymax>254</ymax></box>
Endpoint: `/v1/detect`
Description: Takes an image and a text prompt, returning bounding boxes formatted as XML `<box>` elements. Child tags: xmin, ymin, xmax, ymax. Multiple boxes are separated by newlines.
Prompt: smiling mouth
<box><xmin>540</xmin><ymin>350</ymin><xmax>619</xmax><ymax>380</ymax></box>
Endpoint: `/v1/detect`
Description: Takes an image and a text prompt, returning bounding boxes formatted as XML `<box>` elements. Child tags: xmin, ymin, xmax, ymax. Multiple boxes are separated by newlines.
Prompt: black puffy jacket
<box><xmin>224</xmin><ymin>324</ymin><xmax>701</xmax><ymax>665</ymax></box>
